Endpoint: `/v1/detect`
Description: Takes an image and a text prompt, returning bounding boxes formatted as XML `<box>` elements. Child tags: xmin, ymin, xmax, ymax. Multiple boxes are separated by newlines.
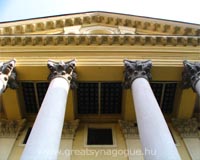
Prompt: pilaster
<box><xmin>0</xmin><ymin>119</ymin><xmax>26</xmax><ymax>160</ymax></box>
<box><xmin>62</xmin><ymin>119</ymin><xmax>80</xmax><ymax>139</ymax></box>
<box><xmin>172</xmin><ymin>118</ymin><xmax>199</xmax><ymax>138</ymax></box>
<box><xmin>172</xmin><ymin>118</ymin><xmax>200</xmax><ymax>159</ymax></box>
<box><xmin>118</xmin><ymin>120</ymin><xmax>139</xmax><ymax>139</ymax></box>
<box><xmin>58</xmin><ymin>120</ymin><xmax>79</xmax><ymax>160</ymax></box>
<box><xmin>119</xmin><ymin>120</ymin><xmax>143</xmax><ymax>160</ymax></box>
<box><xmin>0</xmin><ymin>119</ymin><xmax>26</xmax><ymax>138</ymax></box>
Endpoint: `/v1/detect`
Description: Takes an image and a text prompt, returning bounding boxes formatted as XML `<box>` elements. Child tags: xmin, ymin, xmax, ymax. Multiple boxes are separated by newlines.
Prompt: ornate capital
<box><xmin>172</xmin><ymin>118</ymin><xmax>200</xmax><ymax>138</ymax></box>
<box><xmin>47</xmin><ymin>59</ymin><xmax>77</xmax><ymax>89</ymax></box>
<box><xmin>182</xmin><ymin>60</ymin><xmax>200</xmax><ymax>92</ymax></box>
<box><xmin>123</xmin><ymin>59</ymin><xmax>152</xmax><ymax>88</ymax></box>
<box><xmin>119</xmin><ymin>120</ymin><xmax>139</xmax><ymax>139</ymax></box>
<box><xmin>62</xmin><ymin>119</ymin><xmax>80</xmax><ymax>139</ymax></box>
<box><xmin>0</xmin><ymin>119</ymin><xmax>26</xmax><ymax>138</ymax></box>
<box><xmin>0</xmin><ymin>59</ymin><xmax>18</xmax><ymax>93</ymax></box>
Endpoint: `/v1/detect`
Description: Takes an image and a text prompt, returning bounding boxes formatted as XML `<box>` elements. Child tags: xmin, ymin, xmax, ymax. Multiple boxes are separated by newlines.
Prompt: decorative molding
<box><xmin>0</xmin><ymin>59</ymin><xmax>18</xmax><ymax>93</ymax></box>
<box><xmin>0</xmin><ymin>119</ymin><xmax>26</xmax><ymax>138</ymax></box>
<box><xmin>0</xmin><ymin>35</ymin><xmax>199</xmax><ymax>46</ymax></box>
<box><xmin>123</xmin><ymin>59</ymin><xmax>152</xmax><ymax>89</ymax></box>
<box><xmin>182</xmin><ymin>60</ymin><xmax>200</xmax><ymax>92</ymax></box>
<box><xmin>47</xmin><ymin>59</ymin><xmax>77</xmax><ymax>89</ymax></box>
<box><xmin>172</xmin><ymin>118</ymin><xmax>200</xmax><ymax>138</ymax></box>
<box><xmin>118</xmin><ymin>120</ymin><xmax>139</xmax><ymax>139</ymax></box>
<box><xmin>0</xmin><ymin>13</ymin><xmax>199</xmax><ymax>36</ymax></box>
<box><xmin>62</xmin><ymin>119</ymin><xmax>79</xmax><ymax>139</ymax></box>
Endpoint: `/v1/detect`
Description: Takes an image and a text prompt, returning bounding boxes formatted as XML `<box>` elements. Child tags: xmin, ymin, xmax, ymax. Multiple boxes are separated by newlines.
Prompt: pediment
<box><xmin>0</xmin><ymin>12</ymin><xmax>199</xmax><ymax>36</ymax></box>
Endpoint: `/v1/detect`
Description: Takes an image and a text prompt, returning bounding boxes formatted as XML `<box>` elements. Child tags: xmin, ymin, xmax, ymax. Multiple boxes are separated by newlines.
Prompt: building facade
<box><xmin>0</xmin><ymin>12</ymin><xmax>200</xmax><ymax>160</ymax></box>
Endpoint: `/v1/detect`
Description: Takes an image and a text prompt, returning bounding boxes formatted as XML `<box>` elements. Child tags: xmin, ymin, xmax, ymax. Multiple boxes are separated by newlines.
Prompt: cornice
<box><xmin>0</xmin><ymin>35</ymin><xmax>199</xmax><ymax>47</ymax></box>
<box><xmin>0</xmin><ymin>13</ymin><xmax>199</xmax><ymax>36</ymax></box>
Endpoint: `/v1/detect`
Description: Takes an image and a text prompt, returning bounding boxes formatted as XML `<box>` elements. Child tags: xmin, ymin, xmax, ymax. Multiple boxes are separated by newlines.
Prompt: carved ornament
<box><xmin>123</xmin><ymin>59</ymin><xmax>152</xmax><ymax>88</ymax></box>
<box><xmin>119</xmin><ymin>120</ymin><xmax>139</xmax><ymax>139</ymax></box>
<box><xmin>0</xmin><ymin>119</ymin><xmax>26</xmax><ymax>138</ymax></box>
<box><xmin>182</xmin><ymin>60</ymin><xmax>200</xmax><ymax>92</ymax></box>
<box><xmin>47</xmin><ymin>59</ymin><xmax>77</xmax><ymax>89</ymax></box>
<box><xmin>62</xmin><ymin>119</ymin><xmax>80</xmax><ymax>139</ymax></box>
<box><xmin>0</xmin><ymin>59</ymin><xmax>18</xmax><ymax>93</ymax></box>
<box><xmin>172</xmin><ymin>118</ymin><xmax>200</xmax><ymax>138</ymax></box>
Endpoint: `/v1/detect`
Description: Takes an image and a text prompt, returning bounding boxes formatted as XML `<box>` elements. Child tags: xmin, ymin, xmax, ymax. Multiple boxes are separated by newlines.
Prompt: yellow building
<box><xmin>0</xmin><ymin>12</ymin><xmax>200</xmax><ymax>160</ymax></box>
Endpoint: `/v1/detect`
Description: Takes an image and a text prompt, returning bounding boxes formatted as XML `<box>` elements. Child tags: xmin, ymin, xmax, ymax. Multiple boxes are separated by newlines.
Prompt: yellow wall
<box><xmin>7</xmin><ymin>123</ymin><xmax>193</xmax><ymax>160</ymax></box>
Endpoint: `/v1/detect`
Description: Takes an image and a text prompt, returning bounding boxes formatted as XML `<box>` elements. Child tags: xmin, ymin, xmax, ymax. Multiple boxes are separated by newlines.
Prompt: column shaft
<box><xmin>195</xmin><ymin>80</ymin><xmax>200</xmax><ymax>96</ymax></box>
<box><xmin>21</xmin><ymin>77</ymin><xmax>70</xmax><ymax>160</ymax></box>
<box><xmin>131</xmin><ymin>78</ymin><xmax>180</xmax><ymax>160</ymax></box>
<box><xmin>0</xmin><ymin>81</ymin><xmax>5</xmax><ymax>94</ymax></box>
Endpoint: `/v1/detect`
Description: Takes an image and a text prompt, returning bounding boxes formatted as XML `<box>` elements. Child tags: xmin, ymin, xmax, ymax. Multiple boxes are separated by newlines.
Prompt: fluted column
<box><xmin>21</xmin><ymin>59</ymin><xmax>76</xmax><ymax>160</ymax></box>
<box><xmin>123</xmin><ymin>60</ymin><xmax>180</xmax><ymax>160</ymax></box>
<box><xmin>182</xmin><ymin>60</ymin><xmax>200</xmax><ymax>96</ymax></box>
<box><xmin>0</xmin><ymin>59</ymin><xmax>18</xmax><ymax>94</ymax></box>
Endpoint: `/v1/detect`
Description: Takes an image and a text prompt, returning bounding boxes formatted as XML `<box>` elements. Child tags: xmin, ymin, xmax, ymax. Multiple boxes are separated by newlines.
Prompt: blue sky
<box><xmin>0</xmin><ymin>0</ymin><xmax>200</xmax><ymax>24</ymax></box>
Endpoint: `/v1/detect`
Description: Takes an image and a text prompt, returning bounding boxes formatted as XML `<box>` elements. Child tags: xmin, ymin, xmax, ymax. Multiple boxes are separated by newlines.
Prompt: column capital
<box><xmin>47</xmin><ymin>59</ymin><xmax>77</xmax><ymax>89</ymax></box>
<box><xmin>0</xmin><ymin>118</ymin><xmax>26</xmax><ymax>138</ymax></box>
<box><xmin>182</xmin><ymin>60</ymin><xmax>200</xmax><ymax>92</ymax></box>
<box><xmin>123</xmin><ymin>59</ymin><xmax>152</xmax><ymax>88</ymax></box>
<box><xmin>0</xmin><ymin>59</ymin><xmax>18</xmax><ymax>93</ymax></box>
<box><xmin>119</xmin><ymin>120</ymin><xmax>139</xmax><ymax>139</ymax></box>
<box><xmin>62</xmin><ymin>119</ymin><xmax>79</xmax><ymax>139</ymax></box>
<box><xmin>172</xmin><ymin>118</ymin><xmax>200</xmax><ymax>138</ymax></box>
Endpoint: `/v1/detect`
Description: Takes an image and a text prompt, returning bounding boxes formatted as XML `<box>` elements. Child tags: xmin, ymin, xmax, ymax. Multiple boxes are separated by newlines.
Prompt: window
<box><xmin>150</xmin><ymin>82</ymin><xmax>177</xmax><ymax>113</ymax></box>
<box><xmin>87</xmin><ymin>128</ymin><xmax>113</xmax><ymax>145</ymax></box>
<box><xmin>85</xmin><ymin>124</ymin><xmax>116</xmax><ymax>147</ymax></box>
<box><xmin>21</xmin><ymin>82</ymin><xmax>49</xmax><ymax>113</ymax></box>
<box><xmin>77</xmin><ymin>82</ymin><xmax>122</xmax><ymax>114</ymax></box>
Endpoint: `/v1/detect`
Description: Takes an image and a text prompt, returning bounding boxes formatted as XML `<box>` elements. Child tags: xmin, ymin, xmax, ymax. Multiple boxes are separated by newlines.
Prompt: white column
<box><xmin>0</xmin><ymin>81</ymin><xmax>5</xmax><ymax>94</ymax></box>
<box><xmin>131</xmin><ymin>78</ymin><xmax>180</xmax><ymax>160</ymax></box>
<box><xmin>21</xmin><ymin>60</ymin><xmax>76</xmax><ymax>160</ymax></box>
<box><xmin>195</xmin><ymin>80</ymin><xmax>200</xmax><ymax>96</ymax></box>
<box><xmin>124</xmin><ymin>60</ymin><xmax>180</xmax><ymax>160</ymax></box>
<box><xmin>0</xmin><ymin>59</ymin><xmax>17</xmax><ymax>94</ymax></box>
